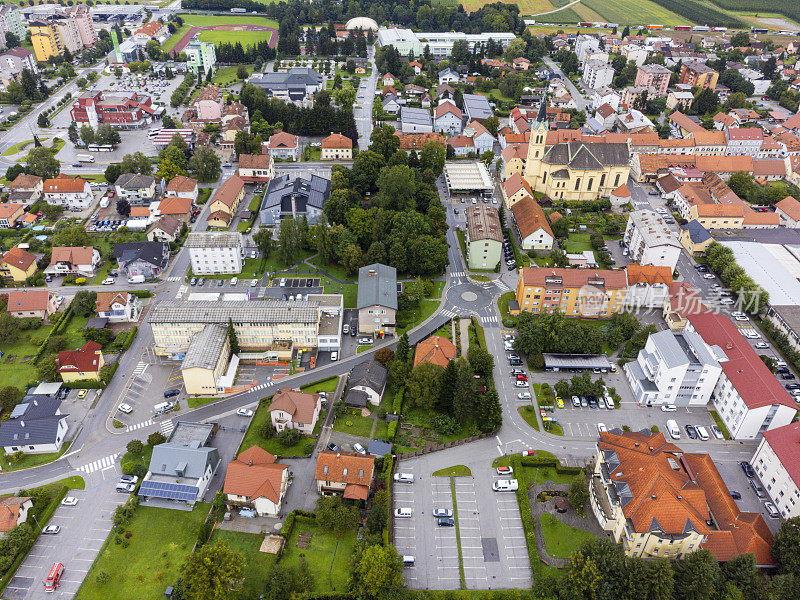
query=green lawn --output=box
[1,443,72,473]
[1,139,33,156]
[280,516,356,594]
[182,14,280,28]
[433,465,472,477]
[211,65,254,86]
[524,463,576,486]
[162,24,191,52]
[308,254,357,282]
[709,410,732,440]
[301,376,338,394]
[332,408,375,438]
[564,232,592,254]
[518,406,539,432]
[209,530,276,598]
[199,29,274,48]
[539,513,595,560]
[77,504,210,600]
[397,300,440,335]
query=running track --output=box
[169,24,278,56]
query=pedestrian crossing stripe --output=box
[161,419,175,436]
[451,272,466,277]
[166,276,182,281]
[132,362,147,376]
[126,419,153,432]
[77,453,119,474]
[441,309,458,318]
[481,315,498,323]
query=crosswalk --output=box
[77,453,119,474]
[480,314,499,325]
[495,280,512,292]
[440,308,459,319]
[450,272,466,278]
[251,381,273,392]
[132,362,148,377]
[166,276,182,282]
[126,419,153,433]
[161,419,175,437]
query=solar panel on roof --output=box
[138,480,198,502]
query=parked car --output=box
[496,466,514,476]
[42,525,61,534]
[730,490,742,500]
[517,392,532,400]
[711,425,724,440]
[740,461,756,478]
[190,277,197,286]
[394,473,414,483]
[514,380,529,388]
[432,508,453,518]
[685,424,698,439]
[437,517,455,527]
[118,403,133,414]
[164,389,180,398]
[236,408,254,417]
[571,395,580,407]
[353,443,366,454]
[492,479,519,492]
[765,502,780,518]
[358,337,373,345]
[597,423,607,433]
[660,404,677,412]
[394,508,413,518]
[750,480,766,498]
[326,442,341,452]
[61,497,78,506]
[120,475,139,484]
[77,389,88,399]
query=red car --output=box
[108,190,115,198]
[515,374,528,382]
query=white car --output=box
[394,508,413,518]
[230,277,238,286]
[353,442,366,454]
[394,473,414,483]
[42,525,60,534]
[118,403,133,414]
[755,342,770,349]
[331,352,338,361]
[597,423,607,433]
[492,479,519,492]
[517,392,532,399]
[661,404,677,412]
[61,496,78,506]
[744,332,760,340]
[734,315,748,321]
[514,380,529,388]
[731,311,746,318]
[102,277,115,285]
[703,273,715,279]
[236,408,254,417]
[358,337,373,345]
[250,279,258,287]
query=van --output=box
[43,562,65,592]
[402,556,415,567]
[696,426,710,441]
[153,401,175,415]
[666,419,681,440]
[492,479,519,492]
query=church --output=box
[524,100,631,201]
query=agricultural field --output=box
[581,0,690,26]
[460,0,559,13]
[708,0,800,27]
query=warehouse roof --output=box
[182,324,228,371]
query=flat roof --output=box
[167,421,215,447]
[150,301,320,325]
[543,353,612,369]
[444,162,493,192]
[629,210,681,249]
[721,241,800,306]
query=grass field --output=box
[460,0,555,13]
[199,29,274,48]
[582,0,690,26]
[212,65,254,86]
[540,513,594,559]
[182,14,280,28]
[162,24,190,53]
[280,516,356,594]
[332,408,375,438]
[209,530,276,598]
[78,504,209,600]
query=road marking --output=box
[132,362,148,376]
[161,419,175,436]
[126,419,153,432]
[77,453,119,474]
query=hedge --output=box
[33,303,73,364]
[129,290,153,298]
[509,455,539,572]
[386,420,397,441]
[519,456,582,475]
[392,388,403,414]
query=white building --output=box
[751,422,800,518]
[582,59,614,91]
[575,35,601,63]
[377,28,516,58]
[42,175,93,211]
[624,329,722,407]
[623,209,682,271]
[433,101,463,136]
[685,311,797,440]
[725,128,764,156]
[186,231,244,275]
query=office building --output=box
[376,28,516,58]
[70,91,154,129]
[515,267,628,318]
[185,38,216,76]
[186,232,244,275]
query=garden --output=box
[208,529,276,599]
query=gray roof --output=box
[10,395,60,420]
[247,68,322,92]
[542,353,612,369]
[462,94,493,120]
[149,300,320,325]
[185,231,243,249]
[0,415,66,447]
[115,172,156,190]
[401,106,433,127]
[113,242,169,269]
[542,141,629,169]
[368,439,393,456]
[345,389,369,407]
[681,220,712,244]
[348,359,388,394]
[261,174,331,213]
[149,443,219,480]
[182,324,228,371]
[357,263,397,310]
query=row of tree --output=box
[704,242,769,314]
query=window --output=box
[587,178,593,190]
[614,173,621,187]
[575,178,581,191]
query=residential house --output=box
[447,135,475,157]
[590,430,774,565]
[582,59,614,90]
[0,203,24,228]
[346,359,388,407]
[320,133,353,160]
[624,263,672,309]
[433,101,463,136]
[95,291,140,323]
[623,210,682,271]
[165,175,198,202]
[8,173,42,204]
[265,131,299,161]
[156,197,193,221]
[315,450,375,501]
[259,174,331,226]
[224,446,289,517]
[208,174,245,223]
[48,246,100,277]
[751,422,800,518]
[501,172,535,208]
[115,173,156,205]
[463,120,494,154]
[466,204,503,269]
[381,94,400,115]
[462,94,493,122]
[186,232,244,275]
[147,215,183,243]
[113,241,169,279]
[438,67,459,85]
[357,263,397,336]
[57,341,104,382]
[237,153,275,184]
[510,196,554,251]
[0,394,67,455]
[42,174,93,211]
[669,111,702,138]
[0,497,33,533]
[0,246,36,282]
[267,387,322,435]
[725,128,763,156]
[679,220,713,255]
[666,90,694,111]
[401,106,433,134]
[5,290,57,319]
[139,422,220,507]
[775,196,800,227]
[413,335,456,368]
[515,267,628,318]
[382,73,397,87]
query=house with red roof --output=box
[413,335,457,368]
[314,450,375,502]
[223,446,289,517]
[0,497,33,533]
[267,388,321,435]
[57,341,104,383]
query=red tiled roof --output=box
[5,290,51,313]
[776,196,800,221]
[0,203,23,219]
[315,450,375,486]
[43,174,87,194]
[511,195,553,241]
[625,263,672,286]
[268,388,319,425]
[166,175,197,193]
[0,496,31,532]
[520,267,628,290]
[321,134,353,149]
[413,335,457,368]
[9,173,42,190]
[224,445,287,504]
[158,196,193,216]
[57,341,102,373]
[95,291,130,313]
[267,131,298,150]
[51,246,95,267]
[2,247,36,272]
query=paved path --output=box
[534,0,582,16]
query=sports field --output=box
[198,29,275,47]
[162,14,279,53]
[182,14,279,28]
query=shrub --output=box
[259,420,276,440]
[432,414,459,436]
[277,428,301,447]
[75,277,86,285]
[147,432,166,447]
[96,571,110,584]
[386,420,397,441]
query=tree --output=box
[773,517,800,577]
[225,317,241,354]
[351,150,385,195]
[96,124,121,147]
[405,362,444,409]
[731,32,750,47]
[189,147,221,183]
[377,165,417,211]
[276,217,302,266]
[0,385,23,414]
[36,357,58,382]
[71,291,97,317]
[80,125,95,146]
[26,147,59,180]
[147,432,166,447]
[116,197,131,217]
[340,243,363,277]
[120,152,152,175]
[453,358,476,424]
[5,32,19,48]
[315,496,359,534]
[145,38,161,60]
[568,473,588,510]
[467,344,493,377]
[156,157,186,182]
[37,113,50,128]
[105,163,122,184]
[352,544,404,599]
[53,225,91,248]
[420,141,445,176]
[68,122,79,145]
[252,228,274,269]
[126,439,144,456]
[181,542,244,600]
[691,88,719,116]
[673,549,719,600]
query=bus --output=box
[674,25,691,31]
[76,154,95,163]
[44,563,64,592]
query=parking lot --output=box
[4,485,119,600]
[394,457,531,590]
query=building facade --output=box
[515,267,628,318]
[751,422,800,519]
[623,210,682,271]
[465,204,503,269]
[186,232,244,275]
[185,39,216,75]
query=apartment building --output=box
[29,11,85,61]
[634,64,671,97]
[265,131,299,161]
[357,263,397,337]
[320,134,353,160]
[149,296,342,358]
[515,267,628,318]
[185,39,216,76]
[64,5,97,48]
[510,196,554,251]
[751,422,800,519]
[70,91,154,129]
[685,310,797,440]
[623,209,682,271]
[466,204,503,270]
[624,329,722,407]
[237,154,274,184]
[591,429,774,565]
[725,127,764,156]
[582,59,614,91]
[679,60,719,90]
[0,5,26,44]
[186,232,244,275]
[0,48,37,85]
[575,35,601,63]
[42,175,93,211]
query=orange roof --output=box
[694,204,745,217]
[5,289,51,312]
[10,173,42,189]
[510,196,553,241]
[134,21,165,37]
[315,450,375,487]
[625,263,672,286]
[267,131,298,150]
[611,184,630,198]
[95,291,130,313]
[776,196,800,221]
[502,173,534,198]
[130,206,150,217]
[659,137,695,149]
[51,246,95,267]
[434,101,462,120]
[0,496,31,532]
[224,446,288,505]
[0,203,23,219]
[166,175,197,193]
[691,130,726,146]
[210,175,244,211]
[520,267,627,290]
[57,341,102,373]
[743,210,779,226]
[413,335,457,368]
[158,196,193,215]
[2,246,36,272]
[208,210,232,225]
[321,133,353,149]
[394,132,445,151]
[268,387,319,425]
[668,111,701,132]
[43,174,87,194]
